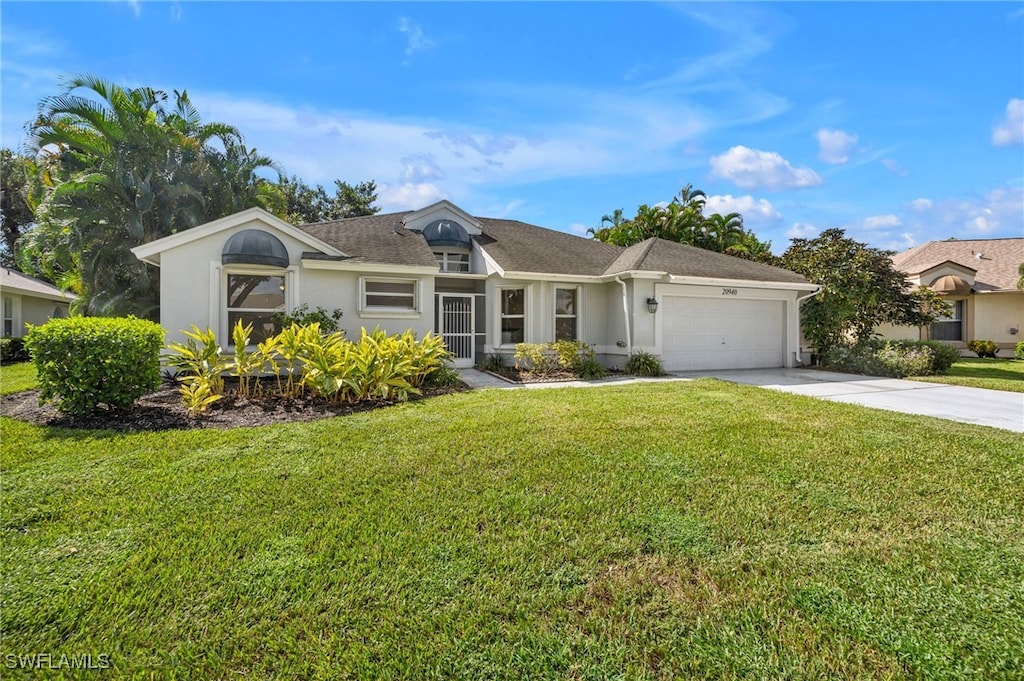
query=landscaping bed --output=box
[0,378,468,432]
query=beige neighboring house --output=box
[876,238,1024,354]
[0,268,76,337]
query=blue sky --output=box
[2,1,1022,253]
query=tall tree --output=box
[279,177,379,224]
[19,75,279,317]
[590,183,771,256]
[779,228,949,356]
[0,149,41,268]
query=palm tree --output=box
[24,75,277,317]
[1018,262,1024,290]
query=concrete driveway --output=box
[675,368,1024,433]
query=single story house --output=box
[876,237,1023,354]
[132,201,819,371]
[0,268,75,337]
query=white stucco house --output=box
[0,268,75,337]
[131,201,819,371]
[876,238,1023,355]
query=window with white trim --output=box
[226,273,285,345]
[364,279,417,310]
[554,287,578,341]
[3,296,14,336]
[931,299,964,342]
[500,288,525,344]
[434,250,470,273]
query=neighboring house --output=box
[132,201,819,371]
[0,268,75,338]
[876,237,1024,354]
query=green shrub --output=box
[423,364,463,388]
[25,316,165,415]
[514,340,603,378]
[272,304,344,334]
[625,351,664,377]
[1016,340,1024,360]
[479,353,507,373]
[825,340,949,378]
[919,340,961,374]
[166,326,231,414]
[966,339,998,358]
[0,337,28,363]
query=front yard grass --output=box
[3,381,1023,679]
[0,361,36,395]
[912,357,1024,393]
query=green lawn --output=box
[912,357,1024,393]
[3,381,1023,679]
[0,361,36,395]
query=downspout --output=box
[794,285,822,366]
[615,276,632,355]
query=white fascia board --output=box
[667,274,821,291]
[476,246,506,276]
[130,207,346,266]
[601,270,668,281]
[301,259,439,276]
[499,271,603,283]
[2,284,75,302]
[403,200,482,233]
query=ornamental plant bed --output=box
[487,367,624,384]
[0,376,468,432]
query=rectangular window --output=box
[434,251,470,273]
[931,300,963,342]
[500,288,525,344]
[226,274,285,345]
[555,288,578,341]
[3,296,13,337]
[364,279,417,310]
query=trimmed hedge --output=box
[25,316,165,415]
[0,337,28,363]
[825,339,959,378]
[966,339,998,358]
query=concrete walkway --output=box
[675,368,1024,433]
[458,367,1024,432]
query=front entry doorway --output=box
[437,294,475,368]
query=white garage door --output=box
[661,297,785,371]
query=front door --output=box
[437,294,474,368]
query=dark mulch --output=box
[0,381,470,433]
[486,368,626,384]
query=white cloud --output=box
[397,17,436,57]
[909,198,933,211]
[992,98,1024,147]
[881,158,908,176]
[815,128,858,164]
[709,146,823,191]
[704,194,781,226]
[902,185,1023,237]
[567,222,591,237]
[862,214,902,230]
[785,223,820,240]
[377,182,446,211]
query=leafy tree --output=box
[590,183,772,256]
[1017,262,1023,290]
[0,149,42,268]
[18,75,280,317]
[280,176,380,224]
[779,228,949,357]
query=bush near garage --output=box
[1016,340,1024,360]
[966,339,998,358]
[24,316,165,415]
[825,339,957,378]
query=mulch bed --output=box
[0,380,470,433]
[485,368,626,384]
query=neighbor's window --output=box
[931,299,963,342]
[226,273,285,344]
[501,288,525,344]
[364,279,417,310]
[2,296,13,336]
[555,287,578,341]
[434,251,470,273]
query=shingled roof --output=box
[892,238,1024,292]
[0,268,76,301]
[296,211,808,283]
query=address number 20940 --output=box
[722,288,738,296]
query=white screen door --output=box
[438,295,474,367]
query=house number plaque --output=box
[722,288,738,296]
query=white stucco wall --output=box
[974,293,1023,344]
[1,292,70,337]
